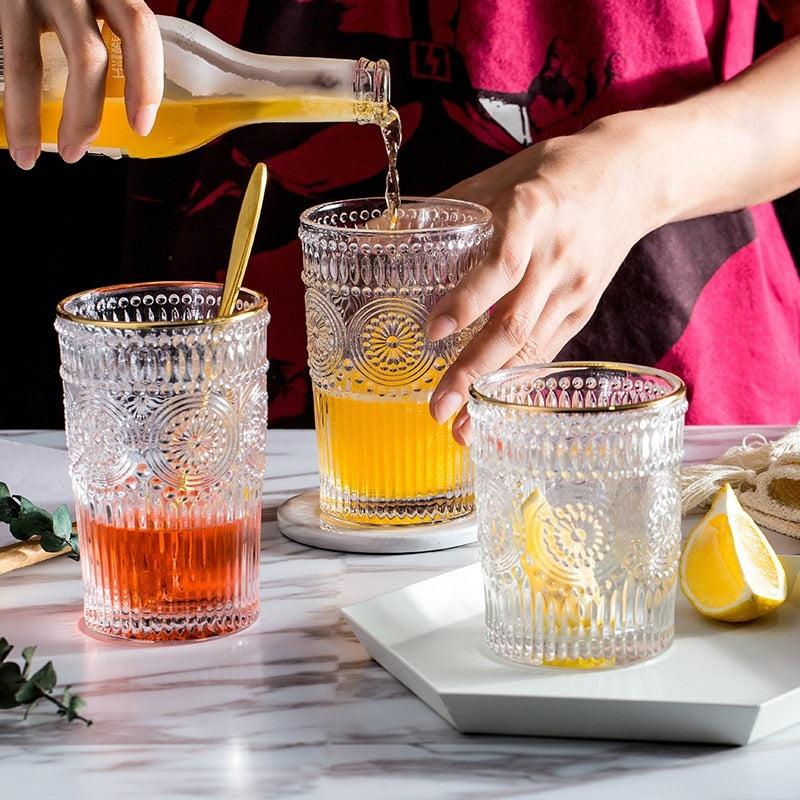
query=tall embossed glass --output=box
[54,282,270,641]
[299,197,493,526]
[468,362,687,668]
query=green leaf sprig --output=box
[1,486,87,723]
[0,637,91,725]
[0,482,79,558]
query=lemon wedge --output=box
[517,489,608,667]
[521,488,599,593]
[679,483,788,622]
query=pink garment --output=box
[136,0,800,425]
[657,204,800,424]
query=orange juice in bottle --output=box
[0,15,391,158]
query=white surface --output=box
[4,427,800,800]
[343,557,800,745]
[0,440,74,535]
[277,489,478,553]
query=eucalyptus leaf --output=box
[0,485,79,560]
[1,491,90,726]
[0,661,25,708]
[0,637,13,662]
[0,483,16,521]
[21,645,35,674]
[10,498,54,541]
[59,688,87,722]
[0,640,91,725]
[15,661,57,704]
[42,505,79,557]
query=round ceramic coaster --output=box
[276,490,478,554]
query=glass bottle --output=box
[0,15,391,158]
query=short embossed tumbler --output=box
[468,362,687,668]
[55,282,270,642]
[299,197,493,526]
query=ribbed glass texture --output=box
[468,363,687,668]
[54,282,270,641]
[299,197,493,525]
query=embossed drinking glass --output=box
[299,197,493,526]
[468,362,688,668]
[54,282,270,642]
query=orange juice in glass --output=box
[299,197,493,526]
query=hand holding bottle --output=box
[0,8,388,162]
[0,0,163,169]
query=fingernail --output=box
[431,390,463,424]
[11,147,39,170]
[426,315,458,342]
[61,145,88,163]
[134,104,159,136]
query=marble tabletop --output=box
[2,425,800,800]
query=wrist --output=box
[578,110,680,237]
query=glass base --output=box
[83,602,259,642]
[319,493,474,527]
[483,579,678,669]
[485,624,675,669]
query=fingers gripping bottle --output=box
[0,15,391,158]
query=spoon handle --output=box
[219,162,268,318]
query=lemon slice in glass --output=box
[521,489,599,593]
[520,489,602,629]
[679,483,788,622]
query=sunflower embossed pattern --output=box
[297,197,493,531]
[55,282,270,642]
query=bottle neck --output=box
[353,57,391,124]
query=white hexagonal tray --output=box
[342,556,800,745]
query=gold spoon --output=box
[218,162,268,318]
[0,165,269,576]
